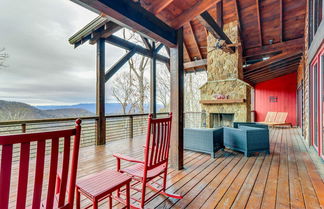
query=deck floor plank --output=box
[287,128,306,209]
[276,128,290,209]
[291,129,322,209]
[260,128,283,209]
[165,154,235,209]
[244,128,280,209]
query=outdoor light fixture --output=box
[263,56,270,61]
[269,39,273,45]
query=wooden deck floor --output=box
[73,128,324,209]
[8,128,324,208]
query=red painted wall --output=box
[255,72,297,125]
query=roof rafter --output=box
[256,0,262,47]
[216,0,223,28]
[89,21,122,44]
[184,59,207,69]
[244,38,304,58]
[234,0,242,31]
[170,0,220,29]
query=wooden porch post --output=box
[150,42,157,118]
[96,38,106,145]
[170,28,184,170]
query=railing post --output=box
[170,28,184,170]
[95,38,106,145]
[21,123,26,133]
[129,116,133,139]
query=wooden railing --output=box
[0,113,171,147]
[0,112,202,162]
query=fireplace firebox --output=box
[210,113,234,128]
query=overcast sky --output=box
[0,0,127,105]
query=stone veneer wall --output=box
[207,21,243,81]
[302,1,310,144]
[201,21,251,127]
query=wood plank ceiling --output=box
[135,0,306,84]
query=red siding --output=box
[255,72,297,125]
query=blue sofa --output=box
[224,125,269,157]
[184,128,224,158]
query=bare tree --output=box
[184,72,207,112]
[123,29,150,113]
[111,71,137,114]
[0,48,9,69]
[157,63,170,111]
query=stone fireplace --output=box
[200,21,252,128]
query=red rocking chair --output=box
[113,113,182,208]
[0,119,81,209]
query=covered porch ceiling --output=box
[71,0,306,85]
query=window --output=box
[310,44,324,160]
[309,0,323,46]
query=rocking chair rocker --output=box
[113,113,182,209]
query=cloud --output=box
[0,0,125,105]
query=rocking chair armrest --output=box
[113,153,144,164]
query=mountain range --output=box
[36,103,163,114]
[0,100,94,121]
[0,100,164,121]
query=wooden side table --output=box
[76,169,132,209]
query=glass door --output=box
[321,53,324,159]
[312,64,319,151]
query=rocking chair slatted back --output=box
[0,119,81,209]
[145,114,172,169]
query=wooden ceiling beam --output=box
[256,0,262,47]
[170,0,220,29]
[188,21,206,70]
[244,38,304,57]
[234,0,242,31]
[184,59,207,69]
[72,0,177,47]
[244,50,302,72]
[216,0,223,28]
[147,0,173,14]
[197,11,235,53]
[279,0,283,42]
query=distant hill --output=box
[0,100,94,121]
[36,103,164,114]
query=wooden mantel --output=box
[200,99,246,104]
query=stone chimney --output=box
[200,21,252,128]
